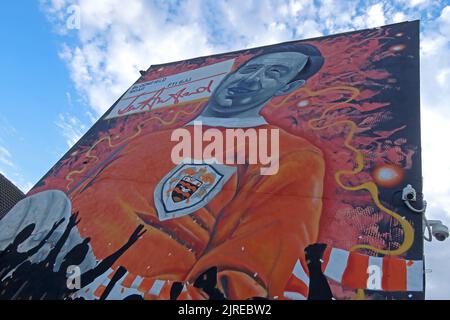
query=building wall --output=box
[0,173,25,218]
[0,21,424,300]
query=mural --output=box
[0,21,423,300]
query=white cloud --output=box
[0,115,19,139]
[43,0,220,115]
[438,5,450,33]
[40,0,450,299]
[366,3,387,27]
[420,7,450,120]
[296,19,323,38]
[422,108,450,211]
[55,113,88,147]
[0,115,34,193]
[0,145,13,168]
[393,11,407,23]
[421,106,450,299]
[408,0,432,8]
[420,4,450,218]
[0,148,34,194]
[425,239,450,299]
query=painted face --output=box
[210,51,308,115]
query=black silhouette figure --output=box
[0,219,64,280]
[97,266,146,300]
[99,266,128,300]
[123,294,144,300]
[194,266,226,300]
[0,213,81,299]
[305,243,333,300]
[170,281,184,300]
[0,211,147,300]
[247,296,269,300]
[45,213,82,270]
[0,224,35,260]
[44,223,146,299]
[76,224,146,290]
[69,266,146,300]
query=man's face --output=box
[210,51,308,115]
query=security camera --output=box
[402,184,417,202]
[428,220,449,242]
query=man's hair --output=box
[251,43,324,83]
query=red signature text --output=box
[118,80,213,116]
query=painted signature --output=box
[118,80,214,115]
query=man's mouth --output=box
[227,87,255,95]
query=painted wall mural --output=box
[0,21,423,300]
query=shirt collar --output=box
[186,115,268,128]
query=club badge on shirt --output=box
[154,160,236,221]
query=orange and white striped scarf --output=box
[75,247,423,300]
[283,247,424,300]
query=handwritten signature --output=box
[118,80,214,116]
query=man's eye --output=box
[240,66,260,74]
[266,68,282,78]
[266,65,289,78]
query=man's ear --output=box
[274,79,305,96]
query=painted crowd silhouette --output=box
[0,212,147,300]
[0,212,332,300]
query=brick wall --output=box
[0,173,25,218]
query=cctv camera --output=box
[402,184,417,202]
[432,224,449,241]
[428,220,449,242]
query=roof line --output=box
[0,173,25,195]
[146,20,420,69]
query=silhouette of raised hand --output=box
[127,224,147,246]
[78,224,147,289]
[51,218,65,231]
[170,282,184,300]
[44,212,81,268]
[305,243,327,265]
[194,266,226,300]
[99,266,128,300]
[24,218,67,259]
[304,243,333,300]
[68,212,81,227]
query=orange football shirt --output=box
[71,123,325,299]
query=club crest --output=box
[172,176,203,203]
[154,161,236,221]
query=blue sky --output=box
[0,0,449,299]
[0,2,94,191]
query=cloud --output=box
[40,0,446,117]
[55,113,88,147]
[0,145,33,194]
[366,3,386,27]
[43,0,398,115]
[0,145,13,168]
[421,106,450,300]
[40,0,450,299]
[420,5,450,215]
[408,0,433,8]
[419,10,450,300]
[43,0,218,115]
[0,117,34,193]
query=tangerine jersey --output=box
[71,123,325,299]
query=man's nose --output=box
[240,68,264,88]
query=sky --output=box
[0,0,449,299]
